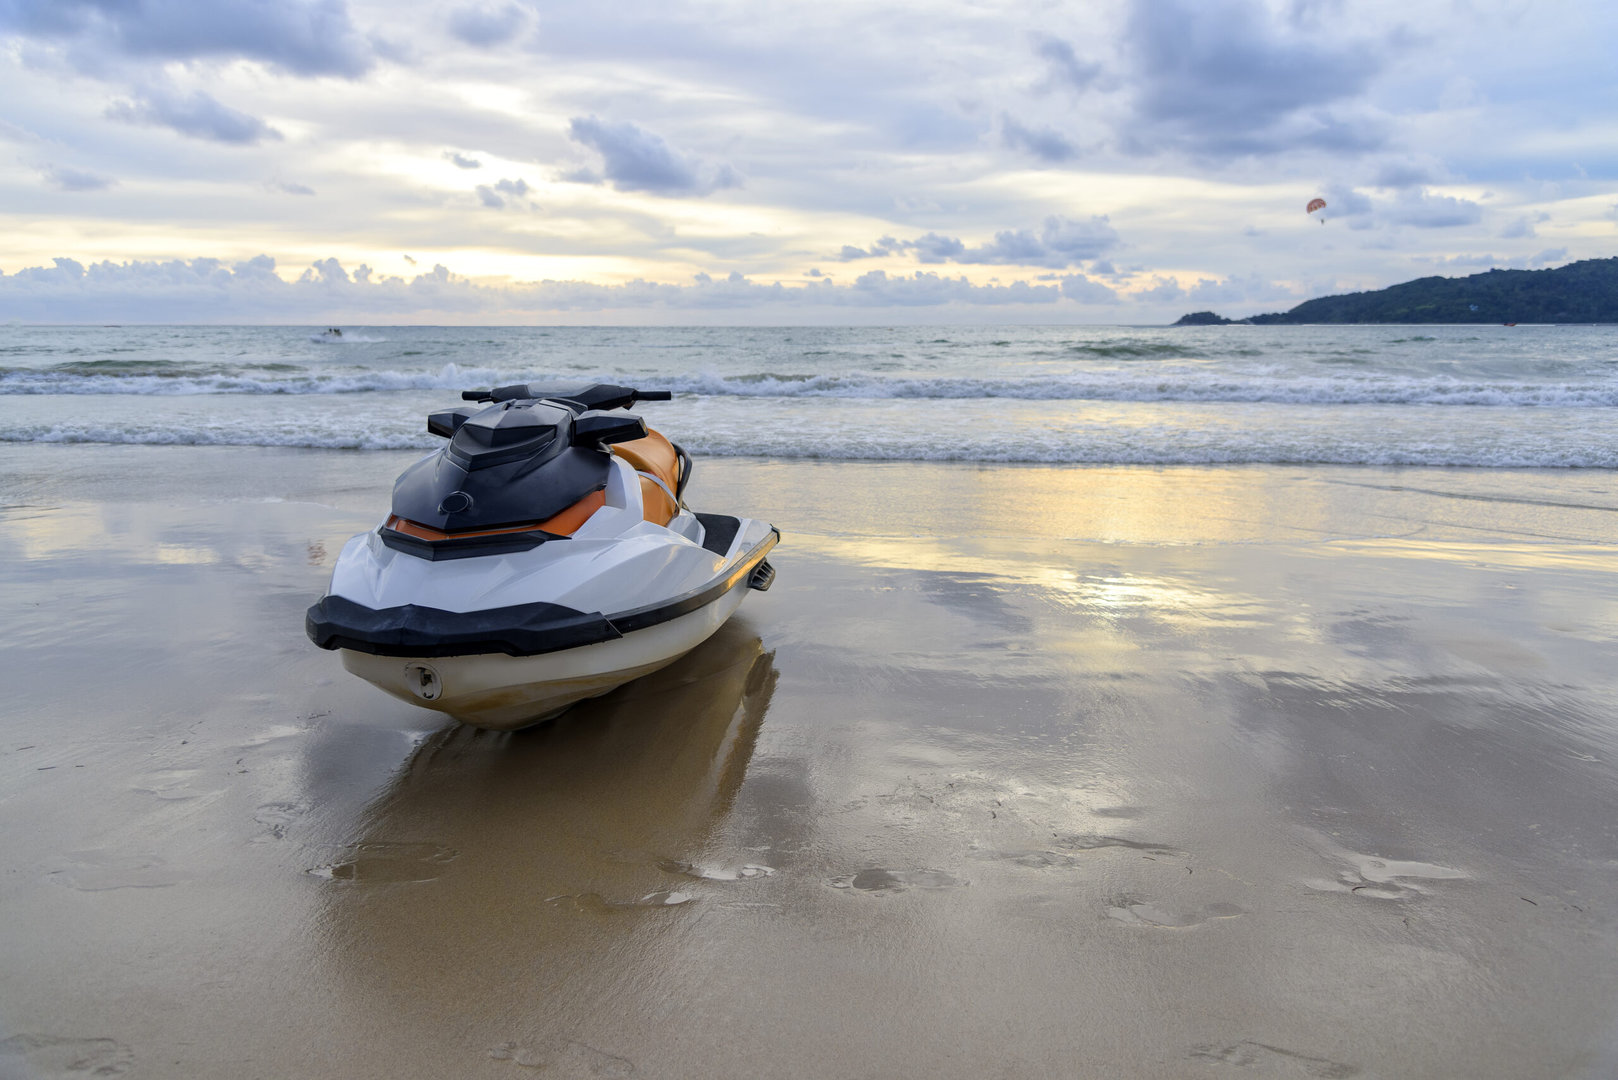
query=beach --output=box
[3,442,1616,1079]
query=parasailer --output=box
[1307,197,1327,223]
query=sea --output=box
[2,323,1615,468]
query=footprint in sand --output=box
[545,891,695,911]
[1305,852,1466,901]
[0,1034,134,1077]
[1191,1040,1359,1078]
[305,841,457,883]
[131,769,222,802]
[658,859,776,881]
[826,868,965,893]
[489,1039,634,1076]
[1056,833,1183,856]
[45,851,188,891]
[252,802,307,841]
[1105,897,1245,928]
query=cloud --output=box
[1058,274,1117,303]
[40,164,116,191]
[268,180,315,195]
[565,116,740,196]
[474,176,532,209]
[838,216,1120,268]
[1499,216,1535,239]
[0,256,1095,321]
[0,0,376,77]
[446,3,527,47]
[1385,189,1482,228]
[1120,0,1387,158]
[1529,247,1567,267]
[1032,34,1103,93]
[1368,157,1445,189]
[445,151,482,169]
[1000,114,1079,163]
[105,88,281,145]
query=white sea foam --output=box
[1,324,1613,469]
[4,366,1616,407]
[5,409,1613,467]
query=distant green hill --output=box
[1175,257,1618,325]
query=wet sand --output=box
[3,444,1617,1079]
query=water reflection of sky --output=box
[5,446,1618,1078]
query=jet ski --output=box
[306,382,779,730]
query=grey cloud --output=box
[475,176,532,209]
[1180,272,1301,306]
[1530,247,1567,267]
[849,270,1060,307]
[41,164,115,191]
[1321,183,1374,219]
[1136,276,1184,302]
[445,152,482,169]
[1032,34,1102,93]
[1369,158,1444,189]
[446,3,527,47]
[1499,216,1535,239]
[566,116,740,196]
[1385,189,1482,228]
[105,88,281,145]
[1121,0,1386,158]
[1058,274,1116,303]
[1000,114,1079,163]
[268,180,315,195]
[910,233,966,263]
[0,257,1083,321]
[838,216,1120,268]
[0,0,375,77]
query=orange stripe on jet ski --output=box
[388,488,606,541]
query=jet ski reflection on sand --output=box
[306,382,779,730]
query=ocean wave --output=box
[1065,342,1201,359]
[0,362,506,396]
[4,365,1617,407]
[5,423,1612,468]
[0,425,436,451]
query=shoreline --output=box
[3,443,1616,1078]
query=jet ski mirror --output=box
[571,411,648,447]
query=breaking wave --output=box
[3,364,1616,407]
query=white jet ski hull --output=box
[337,573,754,730]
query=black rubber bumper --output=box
[306,595,618,658]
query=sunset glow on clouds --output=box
[2,0,1613,323]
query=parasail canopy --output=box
[1307,197,1327,223]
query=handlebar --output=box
[461,383,674,409]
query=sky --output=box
[1,0,1614,324]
